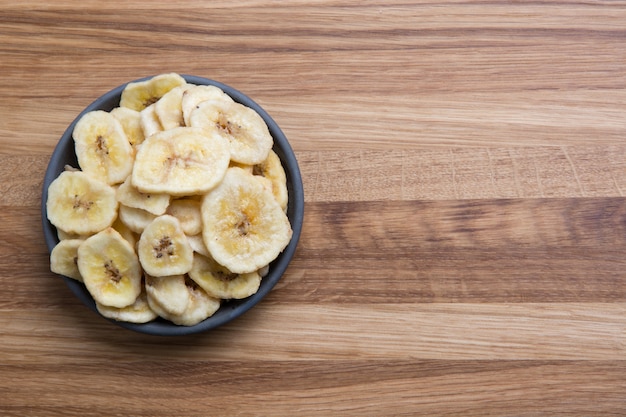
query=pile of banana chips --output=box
[46,73,292,326]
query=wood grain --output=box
[1,1,626,416]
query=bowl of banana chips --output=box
[41,73,304,335]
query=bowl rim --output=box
[41,74,304,336]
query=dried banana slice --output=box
[144,274,189,316]
[131,126,230,196]
[229,160,254,173]
[155,84,191,130]
[111,217,138,248]
[201,167,292,274]
[110,106,145,149]
[120,73,187,112]
[174,278,221,326]
[253,176,274,198]
[118,204,157,234]
[116,176,170,216]
[140,104,163,138]
[181,84,233,126]
[189,99,273,165]
[50,238,84,281]
[173,277,221,326]
[166,198,202,236]
[73,110,134,185]
[56,229,90,241]
[137,215,194,277]
[96,291,157,324]
[146,276,220,325]
[253,149,288,212]
[47,171,118,235]
[189,253,261,300]
[258,264,270,278]
[77,228,142,308]
[186,234,210,257]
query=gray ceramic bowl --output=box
[41,75,304,336]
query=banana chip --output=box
[110,106,145,149]
[189,99,273,165]
[131,126,230,196]
[137,215,194,277]
[48,73,293,326]
[50,238,84,282]
[189,253,261,300]
[116,176,170,216]
[145,274,190,316]
[73,110,135,185]
[78,228,142,308]
[201,167,292,274]
[96,291,158,324]
[47,171,118,235]
[120,72,187,112]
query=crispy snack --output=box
[96,291,157,324]
[110,106,145,149]
[77,228,142,308]
[47,170,118,235]
[131,126,230,196]
[201,167,292,274]
[166,198,202,236]
[253,149,288,212]
[189,253,261,300]
[155,85,191,130]
[73,110,134,185]
[48,73,293,326]
[181,84,233,126]
[145,274,190,316]
[50,239,84,282]
[120,72,187,112]
[116,176,170,216]
[189,99,273,165]
[137,215,194,277]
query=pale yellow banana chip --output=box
[174,278,221,326]
[166,198,202,236]
[229,160,254,173]
[189,253,261,300]
[189,99,273,165]
[116,175,170,216]
[131,126,230,196]
[47,171,118,236]
[110,106,145,149]
[155,84,191,130]
[73,110,135,185]
[137,215,194,277]
[146,276,220,325]
[140,103,163,138]
[56,229,90,241]
[181,84,233,126]
[258,264,270,278]
[50,238,84,281]
[144,274,189,316]
[118,204,157,234]
[253,149,288,212]
[111,217,138,248]
[186,234,210,257]
[120,73,187,112]
[201,167,292,274]
[254,175,274,197]
[96,291,157,323]
[77,228,142,308]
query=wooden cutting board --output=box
[1,1,625,415]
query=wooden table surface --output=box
[2,1,626,415]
